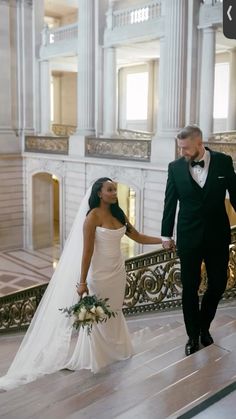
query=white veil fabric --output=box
[0,186,92,391]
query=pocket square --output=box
[218,176,225,179]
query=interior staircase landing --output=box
[0,305,236,419]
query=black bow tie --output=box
[191,160,205,168]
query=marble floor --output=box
[0,238,136,297]
[0,246,60,297]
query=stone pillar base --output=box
[69,134,86,157]
[0,130,21,154]
[151,132,177,167]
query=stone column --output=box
[103,46,117,137]
[34,0,44,133]
[39,60,51,134]
[0,0,19,153]
[185,0,201,125]
[227,48,236,131]
[151,0,188,165]
[76,0,95,136]
[69,0,95,155]
[199,27,216,140]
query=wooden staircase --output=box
[0,311,236,419]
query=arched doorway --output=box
[117,183,136,258]
[32,173,60,249]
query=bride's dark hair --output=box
[87,177,129,230]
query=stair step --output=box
[114,348,236,419]
[35,345,230,419]
[0,315,235,419]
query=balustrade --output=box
[42,23,78,47]
[112,1,161,29]
[1,226,235,332]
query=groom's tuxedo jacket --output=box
[161,148,236,254]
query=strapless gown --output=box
[0,226,137,391]
[65,226,134,372]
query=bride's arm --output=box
[77,212,98,296]
[125,218,162,245]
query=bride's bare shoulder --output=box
[84,208,102,227]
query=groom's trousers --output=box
[179,241,229,339]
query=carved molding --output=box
[85,137,151,162]
[25,136,69,155]
[52,124,76,136]
[25,157,65,177]
[199,1,222,28]
[86,163,145,190]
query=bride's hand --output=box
[76,283,89,297]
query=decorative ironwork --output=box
[118,129,154,139]
[25,136,69,155]
[0,284,47,333]
[1,227,236,332]
[85,137,151,161]
[52,124,76,137]
[209,131,236,142]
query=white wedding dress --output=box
[65,226,134,371]
[0,218,134,391]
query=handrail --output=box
[1,226,235,333]
[110,1,162,29]
[41,23,78,47]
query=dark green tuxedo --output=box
[161,148,236,339]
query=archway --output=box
[32,173,60,249]
[117,183,136,258]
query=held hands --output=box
[76,282,89,297]
[162,239,176,250]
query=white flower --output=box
[77,306,87,321]
[96,306,105,318]
[85,312,96,321]
[90,306,96,314]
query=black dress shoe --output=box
[185,338,199,356]
[200,330,214,347]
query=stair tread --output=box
[2,343,230,419]
[0,315,236,419]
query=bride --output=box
[0,177,162,390]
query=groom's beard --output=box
[184,151,201,162]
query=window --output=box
[213,63,229,119]
[126,72,148,120]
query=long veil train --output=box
[0,186,92,390]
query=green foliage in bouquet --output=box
[60,294,117,335]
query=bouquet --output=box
[60,294,117,335]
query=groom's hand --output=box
[162,239,176,250]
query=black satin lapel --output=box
[203,151,217,197]
[180,158,199,190]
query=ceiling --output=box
[216,29,236,52]
[117,40,160,66]
[44,0,77,18]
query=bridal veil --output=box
[0,186,92,390]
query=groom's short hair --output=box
[176,125,203,140]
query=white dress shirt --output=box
[189,148,211,188]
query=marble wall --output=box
[0,155,23,250]
[23,155,166,254]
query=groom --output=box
[161,125,236,356]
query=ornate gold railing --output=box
[0,226,236,333]
[207,131,236,167]
[25,135,69,155]
[52,124,76,136]
[85,136,151,161]
[118,129,154,139]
